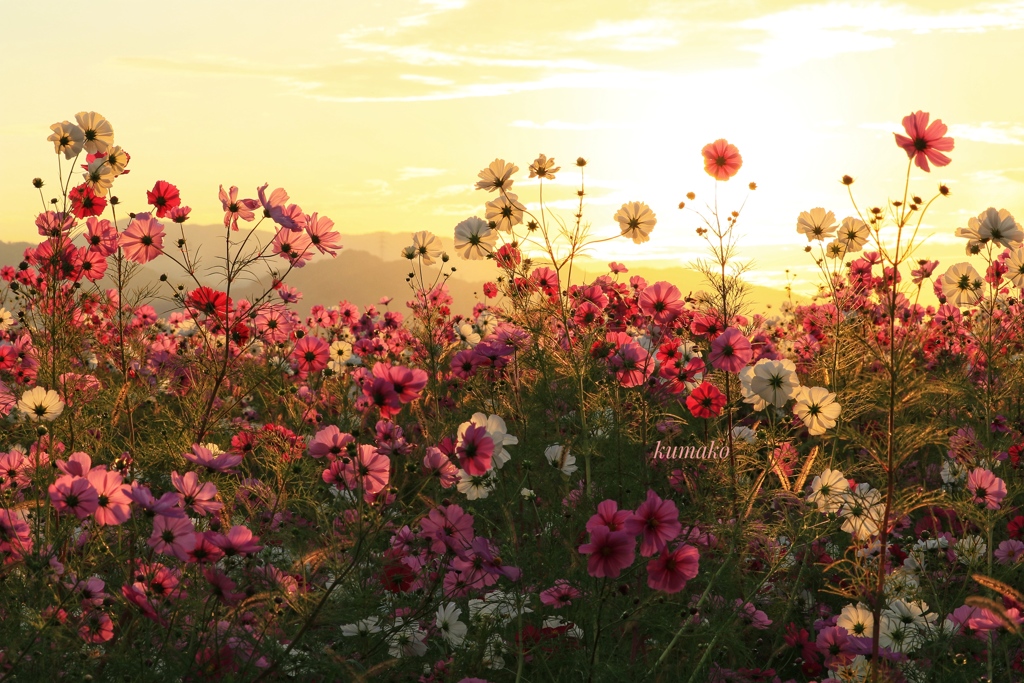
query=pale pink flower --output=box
[148,515,196,561]
[305,212,343,256]
[966,468,1006,510]
[170,471,223,516]
[219,185,259,230]
[87,469,132,526]
[119,213,164,264]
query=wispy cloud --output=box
[397,167,448,181]
[569,18,678,52]
[510,119,629,130]
[949,123,1024,146]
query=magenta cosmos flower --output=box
[966,468,1007,510]
[307,425,355,460]
[709,327,752,373]
[586,499,633,534]
[183,443,243,473]
[578,525,636,578]
[686,382,727,418]
[48,475,99,520]
[894,111,954,172]
[702,139,742,181]
[87,469,132,526]
[149,515,196,561]
[639,281,685,325]
[330,444,391,495]
[456,423,494,476]
[171,471,223,516]
[646,544,699,593]
[119,212,164,264]
[540,579,581,607]
[625,489,682,557]
[210,524,262,556]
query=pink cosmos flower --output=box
[186,532,226,564]
[686,382,727,418]
[324,444,390,496]
[586,500,634,534]
[127,482,186,518]
[966,467,1007,510]
[79,610,114,643]
[84,217,118,256]
[121,584,166,625]
[816,626,856,668]
[87,469,132,526]
[119,213,164,264]
[170,471,223,516]
[0,508,32,560]
[735,599,772,629]
[540,579,581,607]
[608,340,653,388]
[646,544,699,593]
[0,450,29,490]
[204,567,245,605]
[73,247,108,282]
[56,451,97,478]
[894,111,954,172]
[625,489,682,557]
[305,212,343,256]
[272,227,314,267]
[49,475,99,520]
[423,447,460,488]
[210,525,263,556]
[578,526,636,578]
[376,364,428,404]
[292,335,329,374]
[183,443,243,473]
[994,539,1024,565]
[420,504,475,554]
[148,515,196,561]
[308,425,355,460]
[457,424,495,476]
[702,139,742,181]
[639,281,684,325]
[219,185,259,230]
[146,180,181,218]
[257,184,307,231]
[708,327,753,373]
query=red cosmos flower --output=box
[72,247,108,283]
[639,281,684,325]
[625,489,682,557]
[119,212,164,264]
[146,180,181,218]
[456,424,495,475]
[702,139,742,181]
[292,335,329,374]
[69,184,107,218]
[185,286,230,319]
[578,525,636,578]
[646,544,699,593]
[686,382,727,418]
[495,244,522,270]
[708,327,753,373]
[894,111,954,172]
[690,312,725,340]
[186,532,226,564]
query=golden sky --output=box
[2,0,1023,295]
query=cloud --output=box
[397,167,448,181]
[949,123,1024,146]
[569,18,678,51]
[509,119,629,130]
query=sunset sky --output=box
[2,0,1023,295]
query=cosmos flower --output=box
[708,327,753,373]
[17,386,64,422]
[837,217,869,252]
[965,468,1006,510]
[119,213,165,264]
[453,217,497,259]
[625,489,682,557]
[973,207,1023,248]
[75,111,115,154]
[894,110,954,172]
[793,386,841,436]
[48,121,85,159]
[939,262,983,307]
[146,181,181,218]
[702,139,742,180]
[796,208,838,242]
[476,159,518,192]
[749,358,800,407]
[544,444,577,476]
[528,154,560,179]
[578,525,636,578]
[484,192,526,232]
[411,230,443,264]
[614,201,656,244]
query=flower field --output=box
[0,110,1022,682]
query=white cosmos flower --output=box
[837,602,875,638]
[453,217,497,260]
[1007,247,1024,289]
[837,217,869,252]
[476,311,498,338]
[340,616,381,636]
[838,486,883,540]
[529,154,560,179]
[738,366,768,411]
[74,111,114,154]
[807,468,849,513]
[459,413,518,468]
[614,201,656,244]
[411,230,443,264]
[749,358,800,407]
[387,618,427,657]
[454,322,480,347]
[484,192,526,233]
[954,534,986,565]
[328,340,353,372]
[457,469,495,500]
[436,603,467,647]
[825,240,848,259]
[973,207,1023,248]
[731,425,756,444]
[878,614,922,653]
[940,459,966,484]
[103,146,129,176]
[796,207,838,242]
[83,158,115,196]
[47,121,85,159]
[827,655,870,682]
[475,159,518,192]
[17,387,65,422]
[939,262,983,307]
[0,308,13,332]
[544,444,578,476]
[793,386,841,436]
[884,599,935,631]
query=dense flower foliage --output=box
[0,112,1021,682]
